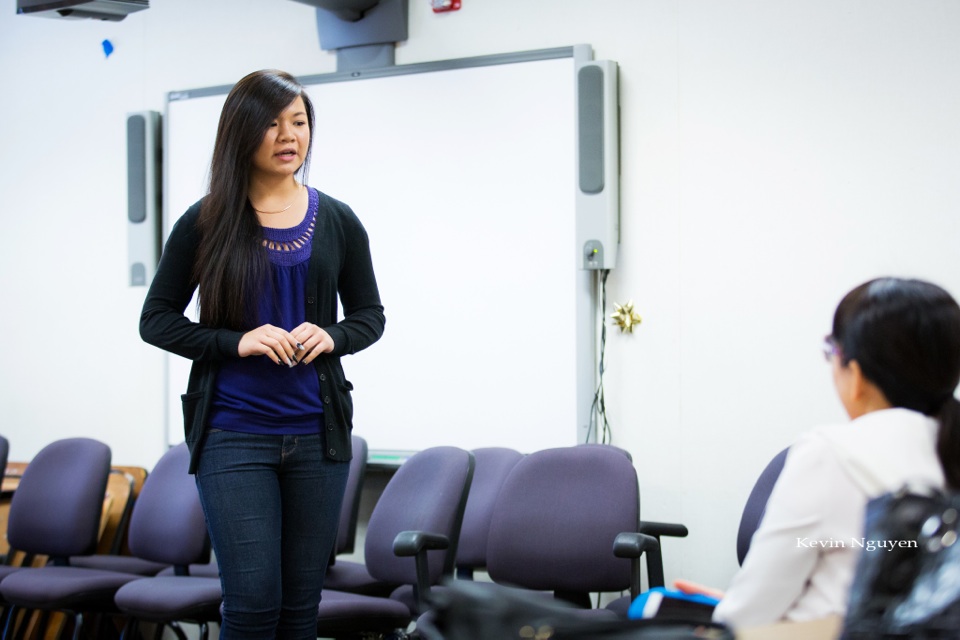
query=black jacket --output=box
[140,189,385,473]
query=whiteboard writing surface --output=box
[164,49,586,455]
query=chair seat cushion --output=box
[69,555,170,576]
[604,594,632,617]
[0,567,140,609]
[317,589,413,636]
[156,562,220,578]
[114,576,223,621]
[0,566,23,582]
[324,560,398,597]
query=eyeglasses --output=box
[822,335,841,362]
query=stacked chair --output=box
[0,441,210,640]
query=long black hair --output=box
[832,277,960,489]
[194,69,315,330]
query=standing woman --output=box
[140,69,385,639]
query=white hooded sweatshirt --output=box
[713,407,944,629]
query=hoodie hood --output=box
[813,407,944,496]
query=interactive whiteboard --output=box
[164,47,599,459]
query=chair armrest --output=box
[613,532,659,558]
[393,531,450,556]
[638,521,689,539]
[613,532,659,600]
[393,530,450,613]
[636,521,688,589]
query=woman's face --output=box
[250,95,310,182]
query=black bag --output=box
[842,488,960,639]
[417,580,733,640]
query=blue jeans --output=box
[196,429,349,640]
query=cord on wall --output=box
[588,269,612,444]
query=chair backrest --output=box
[486,445,639,596]
[364,446,474,586]
[126,443,210,569]
[456,447,524,575]
[736,447,789,566]
[334,434,368,556]
[0,435,8,479]
[7,437,112,561]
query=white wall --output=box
[2,0,960,592]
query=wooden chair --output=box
[96,467,149,557]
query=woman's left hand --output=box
[291,323,335,365]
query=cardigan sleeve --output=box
[139,205,244,361]
[323,204,385,358]
[712,434,836,628]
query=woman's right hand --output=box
[674,579,725,600]
[238,324,299,366]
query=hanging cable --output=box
[587,269,612,444]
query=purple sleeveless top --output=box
[209,188,324,435]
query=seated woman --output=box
[707,277,960,629]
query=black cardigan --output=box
[140,189,385,473]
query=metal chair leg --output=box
[71,612,84,640]
[119,617,138,640]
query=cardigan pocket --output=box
[339,380,354,423]
[181,390,205,447]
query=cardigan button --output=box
[319,373,327,381]
[329,448,336,456]
[324,396,332,404]
[307,296,315,304]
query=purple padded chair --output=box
[108,443,219,640]
[2,442,210,640]
[392,446,525,615]
[736,447,789,566]
[315,446,475,639]
[484,445,662,614]
[158,434,373,587]
[0,434,8,481]
[0,437,114,640]
[67,468,170,577]
[454,447,525,580]
[334,434,369,559]
[0,433,7,571]
[315,434,402,597]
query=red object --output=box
[431,0,460,13]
